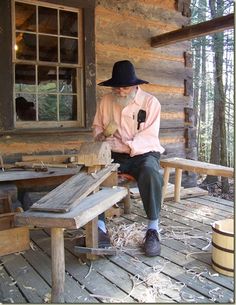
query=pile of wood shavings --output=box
[108,222,146,249]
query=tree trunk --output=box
[207,0,229,192]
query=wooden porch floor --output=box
[0,194,234,303]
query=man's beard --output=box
[111,88,137,107]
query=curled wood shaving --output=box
[3,298,14,303]
[84,261,93,279]
[209,287,224,301]
[43,293,51,303]
[30,241,37,251]
[23,284,36,291]
[185,251,211,259]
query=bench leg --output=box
[174,168,182,202]
[51,228,65,303]
[85,217,98,260]
[161,167,170,205]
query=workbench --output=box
[160,157,234,202]
[15,164,127,303]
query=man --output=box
[92,60,164,256]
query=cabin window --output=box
[13,0,85,129]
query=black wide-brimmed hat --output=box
[98,60,149,87]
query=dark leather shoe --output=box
[144,229,161,256]
[98,228,111,248]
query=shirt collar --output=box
[132,86,144,106]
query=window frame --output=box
[0,0,96,132]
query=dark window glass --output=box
[38,66,57,93]
[39,35,58,62]
[38,94,57,121]
[15,94,36,121]
[59,68,77,93]
[60,38,78,64]
[60,11,78,37]
[16,33,36,60]
[15,64,36,92]
[38,7,57,34]
[15,2,36,32]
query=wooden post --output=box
[51,228,65,303]
[174,168,183,202]
[161,167,170,205]
[123,187,131,214]
[85,217,98,260]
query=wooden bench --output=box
[15,163,127,303]
[160,157,234,203]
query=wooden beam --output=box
[151,13,234,48]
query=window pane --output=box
[15,94,36,121]
[15,64,36,92]
[60,11,78,37]
[59,68,77,93]
[39,35,58,62]
[15,2,36,32]
[59,95,77,121]
[16,33,36,60]
[38,6,57,34]
[60,38,78,64]
[38,95,57,121]
[38,66,57,93]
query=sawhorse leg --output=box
[51,227,65,303]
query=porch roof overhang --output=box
[151,13,234,48]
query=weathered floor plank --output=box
[0,266,27,304]
[30,229,135,303]
[0,194,234,303]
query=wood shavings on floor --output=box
[108,222,146,250]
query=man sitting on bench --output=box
[92,60,164,256]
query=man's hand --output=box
[95,132,106,142]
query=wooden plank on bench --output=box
[30,163,119,213]
[16,186,127,229]
[160,157,234,178]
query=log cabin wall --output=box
[0,0,197,186]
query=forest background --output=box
[190,0,234,195]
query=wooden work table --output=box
[0,167,82,191]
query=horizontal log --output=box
[96,43,184,64]
[151,13,234,47]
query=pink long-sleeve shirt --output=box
[92,87,165,157]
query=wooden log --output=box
[77,142,111,166]
[51,228,65,303]
[151,13,234,47]
[15,162,68,169]
[22,154,77,163]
